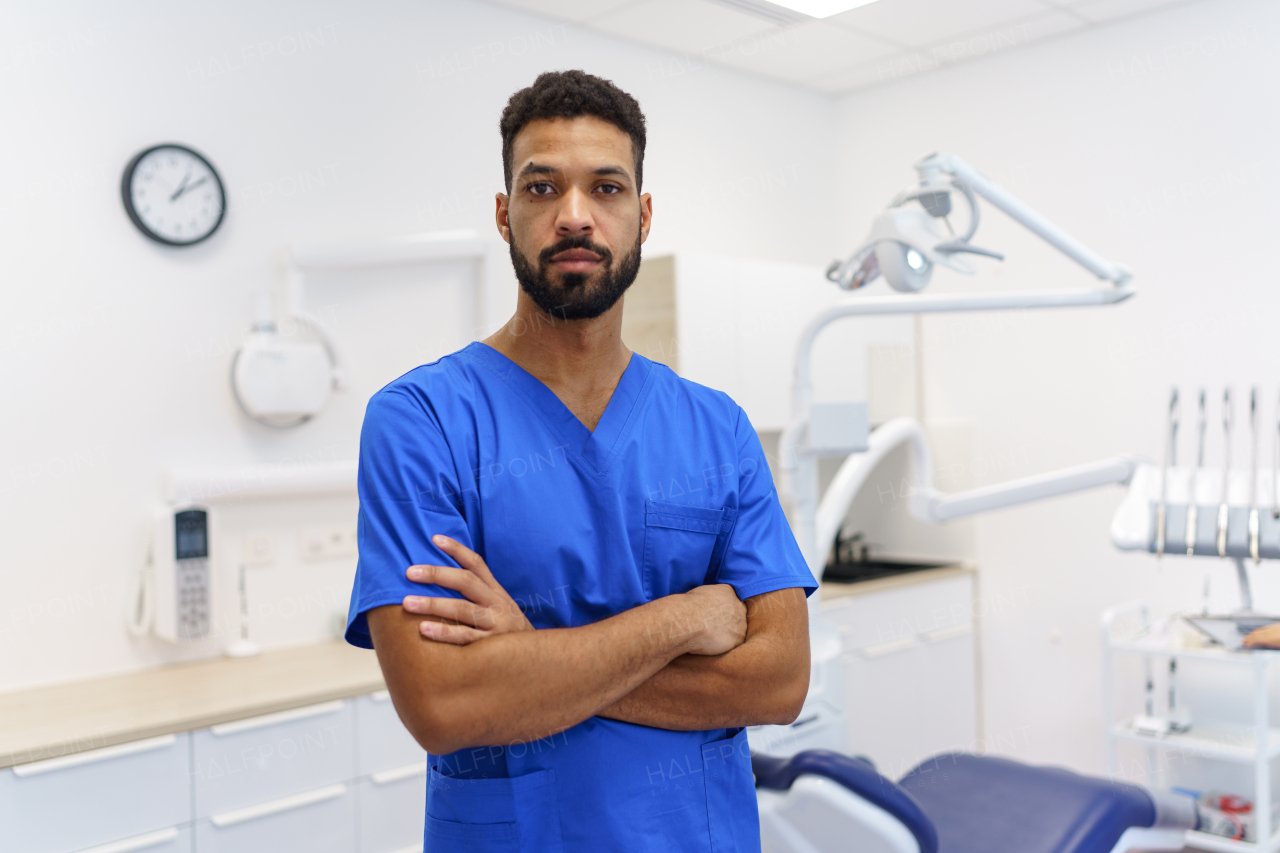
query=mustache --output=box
[537,235,614,267]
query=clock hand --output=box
[170,170,192,202]
[172,175,209,202]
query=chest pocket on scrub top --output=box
[642,501,738,600]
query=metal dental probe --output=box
[1187,389,1206,556]
[1250,387,1259,563]
[1157,388,1178,559]
[1218,388,1233,558]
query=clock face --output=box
[122,144,225,246]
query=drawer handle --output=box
[13,734,177,777]
[74,827,179,853]
[924,623,972,643]
[210,782,346,827]
[371,760,427,785]
[209,700,344,736]
[860,636,921,659]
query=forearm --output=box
[599,587,811,730]
[374,594,705,753]
[598,636,807,730]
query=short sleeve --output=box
[715,407,818,601]
[344,388,475,649]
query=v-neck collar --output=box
[463,341,655,476]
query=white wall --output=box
[835,0,1280,777]
[0,0,841,692]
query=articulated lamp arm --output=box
[811,419,1138,571]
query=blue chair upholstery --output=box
[898,753,1156,853]
[754,750,1162,853]
[753,750,939,853]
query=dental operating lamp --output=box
[784,152,1137,585]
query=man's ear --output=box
[639,192,653,245]
[495,192,511,244]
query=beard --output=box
[509,230,642,321]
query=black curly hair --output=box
[499,70,647,194]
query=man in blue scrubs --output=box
[345,70,816,852]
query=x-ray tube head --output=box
[875,240,934,292]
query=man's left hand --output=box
[402,534,534,644]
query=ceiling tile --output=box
[803,50,925,92]
[828,0,1053,47]
[816,8,1083,93]
[590,0,780,56]
[483,0,644,25]
[1068,0,1195,23]
[710,19,902,82]
[914,7,1084,56]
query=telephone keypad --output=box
[176,557,210,640]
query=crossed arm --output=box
[365,535,810,755]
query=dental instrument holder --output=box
[1114,464,1280,613]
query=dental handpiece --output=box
[1250,387,1259,563]
[1157,388,1178,558]
[1218,387,1233,558]
[1187,389,1206,556]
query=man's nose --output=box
[554,186,594,236]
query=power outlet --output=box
[299,525,358,561]
[244,532,276,567]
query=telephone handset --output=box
[128,505,215,642]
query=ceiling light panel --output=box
[769,0,885,16]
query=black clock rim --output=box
[121,143,227,247]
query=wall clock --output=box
[121,143,226,246]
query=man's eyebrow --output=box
[515,162,632,182]
[517,162,558,179]
[592,166,630,180]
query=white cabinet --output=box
[820,568,980,780]
[192,699,354,818]
[355,691,425,777]
[194,782,356,853]
[0,734,190,853]
[0,692,425,853]
[357,766,427,853]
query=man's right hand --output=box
[681,583,747,656]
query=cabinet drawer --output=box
[0,733,190,853]
[823,574,973,651]
[357,763,426,853]
[73,825,192,853]
[844,630,977,777]
[192,699,354,818]
[194,781,355,853]
[356,691,425,777]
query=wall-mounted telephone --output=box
[127,505,216,642]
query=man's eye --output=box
[528,182,555,195]
[597,184,622,195]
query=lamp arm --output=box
[918,152,1130,285]
[811,416,1138,569]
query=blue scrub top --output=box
[346,341,815,853]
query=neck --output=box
[483,290,632,396]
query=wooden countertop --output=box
[819,562,975,602]
[0,640,384,770]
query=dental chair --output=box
[753,750,1197,853]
